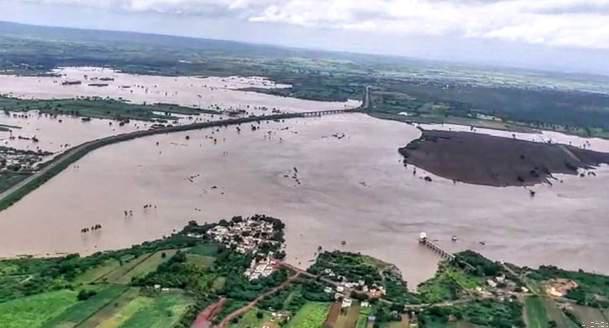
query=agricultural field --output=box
[114,249,178,284]
[113,292,193,328]
[75,259,122,284]
[228,308,274,328]
[567,304,608,328]
[356,306,372,328]
[538,297,579,328]
[334,303,362,328]
[0,290,78,328]
[0,219,608,328]
[285,302,330,328]
[44,285,128,327]
[525,296,549,328]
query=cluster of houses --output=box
[320,267,387,304]
[475,273,529,299]
[244,256,279,281]
[205,217,284,281]
[206,218,280,254]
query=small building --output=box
[341,298,353,308]
[419,232,428,243]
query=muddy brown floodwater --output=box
[0,113,608,289]
[0,67,360,114]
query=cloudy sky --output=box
[1,0,609,75]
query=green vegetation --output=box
[212,299,249,324]
[228,308,272,328]
[0,220,217,328]
[356,306,372,328]
[308,251,419,304]
[309,251,384,285]
[119,292,192,328]
[4,21,609,140]
[525,296,550,328]
[417,265,480,304]
[0,289,78,328]
[420,299,525,328]
[44,285,128,327]
[1,218,608,328]
[285,302,329,328]
[367,81,609,139]
[530,266,609,307]
[0,172,29,193]
[0,97,218,122]
[454,250,505,278]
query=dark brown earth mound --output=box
[399,130,609,187]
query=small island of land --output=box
[399,129,609,187]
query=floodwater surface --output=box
[0,67,360,114]
[0,114,608,288]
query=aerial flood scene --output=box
[1,2,609,328]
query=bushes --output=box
[455,250,503,277]
[77,289,97,301]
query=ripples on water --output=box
[0,113,608,287]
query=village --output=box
[204,215,285,281]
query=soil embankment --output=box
[399,130,609,187]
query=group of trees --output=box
[308,251,383,286]
[419,299,524,328]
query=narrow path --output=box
[192,298,227,328]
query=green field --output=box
[356,307,372,328]
[115,250,177,284]
[97,295,154,328]
[0,290,78,328]
[101,254,155,283]
[569,304,608,327]
[525,296,549,328]
[538,297,579,328]
[285,302,330,328]
[187,243,220,257]
[75,259,122,284]
[335,303,361,328]
[77,288,141,328]
[186,254,215,269]
[228,308,272,328]
[120,292,193,328]
[0,173,30,194]
[44,285,128,327]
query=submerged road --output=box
[0,108,361,211]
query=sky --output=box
[1,0,609,75]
